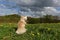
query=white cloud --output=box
[0,4,6,8]
[18,7,60,18]
[0,7,18,16]
[41,7,60,16]
[53,0,60,6]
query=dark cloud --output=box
[8,0,60,7]
[1,0,60,8]
[0,0,60,17]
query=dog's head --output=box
[21,16,27,21]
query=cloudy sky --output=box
[0,0,60,17]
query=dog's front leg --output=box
[16,16,27,34]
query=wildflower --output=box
[48,28,51,31]
[9,23,12,25]
[32,33,34,36]
[37,33,40,35]
[0,25,3,26]
[32,34,34,36]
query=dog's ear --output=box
[21,16,27,20]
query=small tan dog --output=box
[16,16,27,34]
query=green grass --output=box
[0,23,60,40]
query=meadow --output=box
[0,23,60,40]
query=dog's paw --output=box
[16,28,27,34]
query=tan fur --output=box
[16,16,27,34]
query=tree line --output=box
[0,14,60,23]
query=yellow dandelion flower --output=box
[37,33,40,35]
[9,23,12,25]
[32,33,34,36]
[48,28,51,31]
[0,25,3,26]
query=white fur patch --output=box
[16,28,27,34]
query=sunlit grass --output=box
[0,23,60,40]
